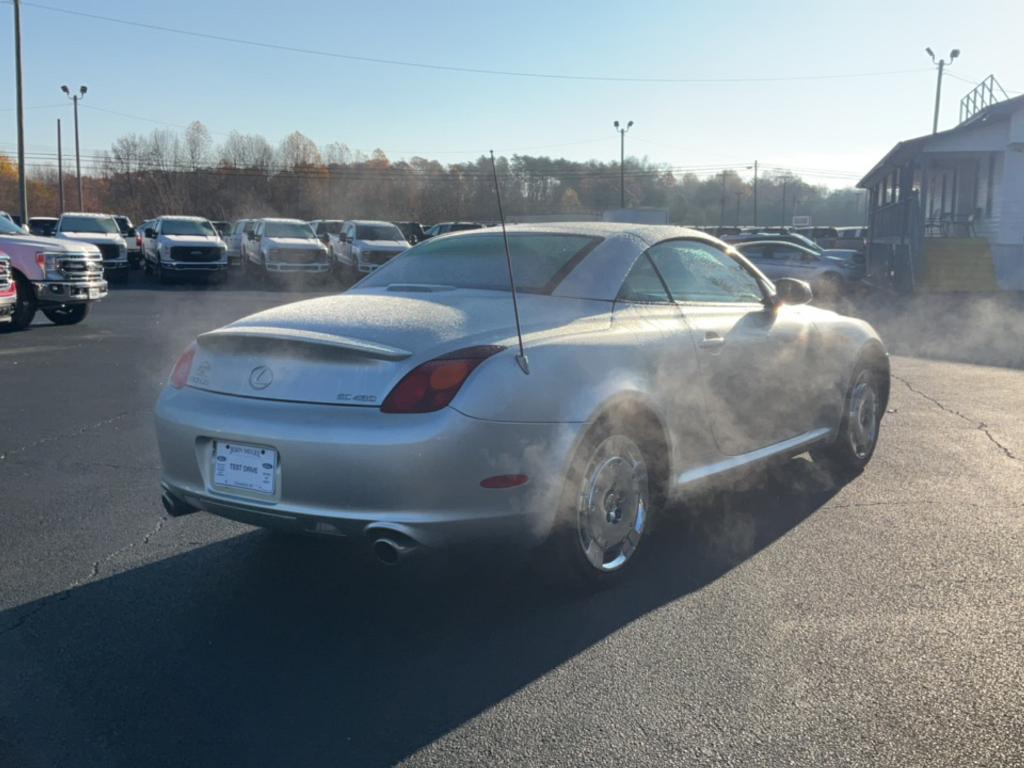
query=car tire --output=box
[545,417,662,585]
[42,303,89,325]
[10,274,37,331]
[811,363,884,476]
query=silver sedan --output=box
[155,223,889,582]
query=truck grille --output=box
[59,258,104,282]
[362,250,401,266]
[169,246,222,263]
[269,248,326,264]
[97,243,123,262]
[0,257,12,292]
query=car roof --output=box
[470,221,710,247]
[259,217,307,224]
[157,215,208,221]
[347,219,400,226]
[29,216,58,222]
[735,239,813,250]
[60,211,111,218]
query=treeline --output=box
[2,122,866,226]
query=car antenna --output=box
[489,150,529,375]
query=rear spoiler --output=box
[198,325,412,361]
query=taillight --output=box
[381,345,504,414]
[169,342,197,389]
[136,234,142,248]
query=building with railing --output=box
[858,84,1024,292]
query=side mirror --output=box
[144,228,156,238]
[338,234,348,243]
[773,277,813,306]
[247,231,257,241]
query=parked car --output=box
[142,216,228,283]
[422,221,484,239]
[335,220,410,275]
[28,217,58,237]
[224,219,254,267]
[0,252,16,324]
[395,221,427,244]
[732,240,865,301]
[0,214,106,329]
[244,218,330,277]
[155,223,889,581]
[56,213,128,276]
[309,219,345,258]
[113,215,144,268]
[722,231,826,253]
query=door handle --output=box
[699,332,725,350]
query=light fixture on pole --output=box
[61,84,88,209]
[613,120,633,209]
[925,47,959,134]
[13,0,28,224]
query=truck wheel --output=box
[10,274,37,331]
[42,303,89,325]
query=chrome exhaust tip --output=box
[371,537,418,565]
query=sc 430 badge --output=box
[336,392,378,403]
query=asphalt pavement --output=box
[1,272,1022,768]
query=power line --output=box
[14,1,933,85]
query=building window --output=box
[986,153,996,218]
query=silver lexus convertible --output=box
[155,223,889,581]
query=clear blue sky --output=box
[2,0,1021,187]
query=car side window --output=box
[777,246,810,263]
[617,253,671,303]
[648,240,765,304]
[740,245,766,259]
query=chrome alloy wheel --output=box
[576,435,649,572]
[847,370,879,460]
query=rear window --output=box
[264,221,314,238]
[360,233,600,294]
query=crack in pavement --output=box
[0,514,168,638]
[892,373,1021,463]
[0,410,145,461]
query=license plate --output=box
[88,288,101,299]
[213,441,277,495]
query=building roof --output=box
[858,92,1024,188]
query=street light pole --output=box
[62,84,87,209]
[718,170,726,231]
[613,120,633,209]
[13,0,29,224]
[57,119,65,213]
[926,47,959,134]
[735,191,741,225]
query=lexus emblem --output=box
[249,365,274,390]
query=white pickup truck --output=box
[335,220,410,276]
[55,213,128,276]
[0,214,106,330]
[244,218,329,278]
[142,216,228,283]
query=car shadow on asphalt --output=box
[112,269,348,295]
[0,457,844,767]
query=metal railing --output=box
[959,76,1008,124]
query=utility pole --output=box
[718,171,727,231]
[752,161,759,226]
[926,47,959,134]
[735,191,741,225]
[781,179,788,226]
[57,119,65,213]
[61,84,87,209]
[613,120,633,208]
[13,0,29,224]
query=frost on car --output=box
[155,223,889,582]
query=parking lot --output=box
[2,276,1023,767]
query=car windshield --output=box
[355,224,405,241]
[317,221,343,235]
[0,216,25,235]
[361,233,599,294]
[29,219,57,236]
[264,221,314,238]
[60,215,119,234]
[114,217,133,234]
[161,219,216,236]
